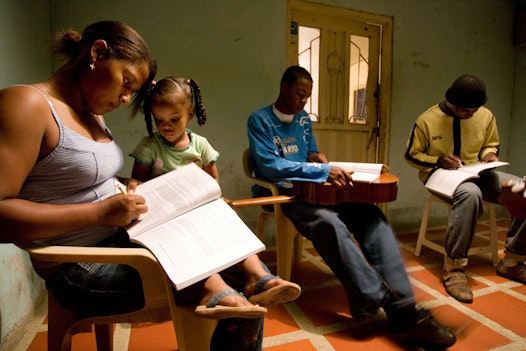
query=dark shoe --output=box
[442,269,473,303]
[348,310,388,340]
[496,261,526,284]
[391,307,456,350]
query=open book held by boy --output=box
[424,161,509,198]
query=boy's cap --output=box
[445,74,488,108]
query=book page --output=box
[131,198,265,290]
[328,162,386,183]
[458,161,509,175]
[424,161,509,198]
[126,163,222,238]
[424,168,479,198]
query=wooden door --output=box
[287,1,393,164]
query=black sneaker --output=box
[390,307,456,350]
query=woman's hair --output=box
[142,76,207,137]
[51,20,157,116]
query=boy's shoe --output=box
[391,307,456,351]
[442,269,473,303]
[496,261,526,284]
[348,310,388,340]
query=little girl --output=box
[130,76,300,322]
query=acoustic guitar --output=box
[292,173,399,206]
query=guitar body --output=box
[292,173,399,206]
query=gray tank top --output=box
[17,85,124,251]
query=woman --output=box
[0,20,264,350]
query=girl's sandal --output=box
[195,289,267,319]
[248,275,301,307]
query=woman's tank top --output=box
[17,85,124,249]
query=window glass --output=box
[298,26,320,122]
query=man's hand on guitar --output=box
[328,165,354,189]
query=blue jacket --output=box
[247,104,331,196]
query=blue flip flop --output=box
[195,289,267,319]
[248,275,301,307]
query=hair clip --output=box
[147,80,157,95]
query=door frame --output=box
[286,0,393,165]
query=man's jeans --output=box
[282,201,415,320]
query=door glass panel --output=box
[348,35,369,125]
[290,3,390,164]
[298,25,320,122]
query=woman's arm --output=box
[0,87,146,246]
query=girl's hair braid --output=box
[187,79,207,126]
[142,80,157,137]
[141,76,207,137]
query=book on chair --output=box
[424,161,509,198]
[124,163,265,290]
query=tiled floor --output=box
[13,217,526,350]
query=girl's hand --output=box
[99,194,148,227]
[125,178,142,195]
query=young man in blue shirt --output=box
[247,66,456,350]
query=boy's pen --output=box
[449,153,463,168]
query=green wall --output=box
[48,0,521,232]
[0,0,51,347]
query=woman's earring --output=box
[90,62,95,71]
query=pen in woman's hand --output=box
[116,182,128,195]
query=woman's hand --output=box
[99,193,148,227]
